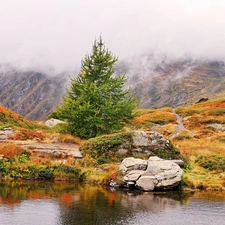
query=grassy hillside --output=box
[1,99,225,190]
[0,105,38,129]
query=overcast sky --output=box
[1,0,225,73]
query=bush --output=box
[0,143,25,158]
[80,132,132,163]
[176,107,205,117]
[38,167,54,180]
[219,138,225,142]
[195,155,225,171]
[0,158,11,175]
[58,134,82,144]
[153,142,184,160]
[20,152,31,162]
[54,165,82,180]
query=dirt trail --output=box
[170,109,185,138]
[0,128,82,158]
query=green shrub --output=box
[195,155,225,171]
[219,138,225,142]
[174,135,192,140]
[18,152,30,163]
[38,167,54,180]
[153,142,184,160]
[80,132,132,159]
[54,165,84,180]
[0,158,11,175]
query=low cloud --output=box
[0,0,225,73]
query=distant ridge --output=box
[1,59,225,120]
[0,67,67,120]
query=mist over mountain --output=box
[122,57,225,108]
[1,57,225,120]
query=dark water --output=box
[0,181,225,225]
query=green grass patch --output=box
[195,155,225,172]
[176,107,205,117]
[208,108,225,116]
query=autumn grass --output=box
[131,107,176,129]
[173,130,193,140]
[171,98,225,190]
[57,134,84,145]
[0,105,51,131]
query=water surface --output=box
[0,181,225,225]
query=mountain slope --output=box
[125,60,225,108]
[0,67,67,120]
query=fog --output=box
[0,0,225,73]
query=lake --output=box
[0,181,225,225]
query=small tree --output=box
[52,37,136,138]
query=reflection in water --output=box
[0,181,225,225]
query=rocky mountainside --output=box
[1,59,225,120]
[0,65,67,120]
[124,59,225,108]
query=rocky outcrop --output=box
[0,127,82,159]
[119,157,148,172]
[132,131,168,148]
[21,143,82,159]
[118,130,182,159]
[119,156,184,191]
[0,127,14,140]
[45,118,66,127]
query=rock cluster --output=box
[118,130,180,159]
[119,156,184,191]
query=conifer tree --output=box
[52,37,136,138]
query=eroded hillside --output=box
[0,66,67,120]
[125,59,225,108]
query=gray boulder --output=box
[124,170,146,182]
[132,131,168,148]
[119,157,148,173]
[45,118,66,127]
[121,156,184,191]
[130,130,180,159]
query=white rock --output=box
[45,118,66,127]
[124,170,146,182]
[136,175,157,191]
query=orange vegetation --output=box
[0,143,25,158]
[10,128,45,141]
[132,108,176,128]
